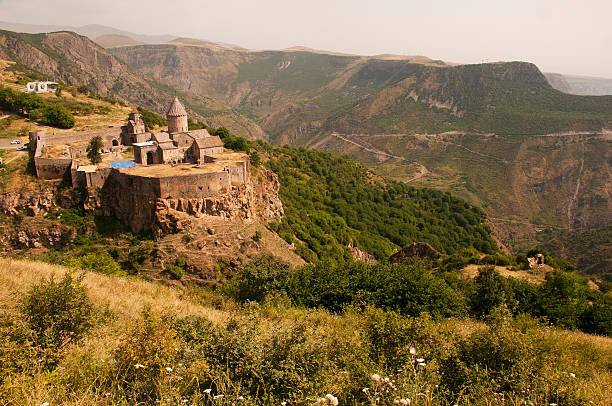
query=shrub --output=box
[286,261,468,318]
[165,264,184,280]
[64,253,125,276]
[20,273,94,351]
[128,241,155,272]
[223,255,291,302]
[41,104,75,128]
[112,308,180,403]
[166,256,187,280]
[469,266,517,317]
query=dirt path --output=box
[3,151,26,165]
[331,133,429,182]
[442,140,509,164]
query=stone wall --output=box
[43,127,122,147]
[34,157,75,180]
[97,170,163,232]
[89,166,263,232]
[158,172,231,200]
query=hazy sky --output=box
[1,0,611,77]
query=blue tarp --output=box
[110,161,138,169]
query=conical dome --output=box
[167,96,187,117]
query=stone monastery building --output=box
[124,97,224,165]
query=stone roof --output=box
[194,135,223,149]
[167,96,187,117]
[152,132,171,143]
[189,129,211,139]
[158,141,177,150]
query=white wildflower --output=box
[134,364,145,369]
[416,358,425,363]
[238,396,244,400]
[213,394,224,399]
[41,403,50,406]
[165,367,173,372]
[409,347,417,355]
[362,388,369,392]
[569,372,576,378]
[549,404,557,406]
[325,394,338,406]
[371,373,381,382]
[203,388,212,394]
[400,400,411,406]
[418,362,426,366]
[281,402,287,406]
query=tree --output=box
[86,136,104,164]
[41,104,75,128]
[469,266,517,317]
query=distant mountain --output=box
[94,34,144,48]
[0,29,266,140]
[0,21,177,44]
[545,72,612,95]
[111,43,612,145]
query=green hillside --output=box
[265,145,497,262]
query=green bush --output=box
[64,253,125,276]
[41,104,75,128]
[285,261,468,318]
[223,255,291,302]
[137,106,166,128]
[20,273,94,351]
[128,241,155,272]
[469,266,518,317]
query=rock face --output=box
[348,239,377,265]
[254,170,284,221]
[13,224,76,249]
[0,189,57,217]
[389,242,443,264]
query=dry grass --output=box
[0,258,227,325]
[1,258,611,405]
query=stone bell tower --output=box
[167,96,188,134]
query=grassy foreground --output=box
[1,258,611,405]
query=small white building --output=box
[25,81,59,93]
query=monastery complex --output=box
[28,97,256,232]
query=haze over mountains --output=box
[1,20,611,96]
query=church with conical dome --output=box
[121,97,224,166]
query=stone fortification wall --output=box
[158,171,231,199]
[97,170,163,232]
[228,161,249,185]
[43,127,122,147]
[72,167,112,189]
[34,157,75,180]
[90,167,254,232]
[29,130,45,157]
